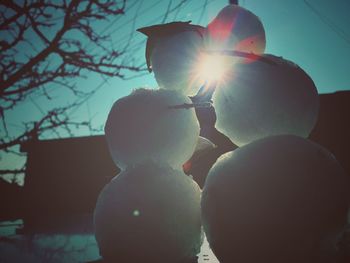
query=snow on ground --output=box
[0,221,219,263]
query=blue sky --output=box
[117,0,350,93]
[91,0,349,131]
[81,0,350,135]
[8,0,350,135]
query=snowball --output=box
[94,163,203,263]
[213,54,319,146]
[151,31,205,96]
[105,88,200,170]
[206,4,266,54]
[202,135,349,263]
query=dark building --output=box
[18,135,118,233]
[309,91,350,176]
[0,178,23,221]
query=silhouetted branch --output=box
[0,0,138,100]
[0,169,25,176]
[0,0,142,154]
[168,102,212,110]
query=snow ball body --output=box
[213,54,319,146]
[94,163,203,263]
[150,31,204,96]
[201,135,349,263]
[105,88,200,170]
[206,4,266,54]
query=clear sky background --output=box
[72,0,350,136]
[1,0,350,178]
[8,0,350,136]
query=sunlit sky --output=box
[1,0,350,176]
[69,0,350,135]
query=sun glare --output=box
[195,53,230,85]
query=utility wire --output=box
[303,0,350,46]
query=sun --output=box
[194,53,231,85]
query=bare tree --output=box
[0,0,147,179]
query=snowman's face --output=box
[151,31,204,96]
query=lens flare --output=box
[194,53,230,85]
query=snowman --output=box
[199,4,350,263]
[94,89,203,263]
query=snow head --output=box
[213,54,319,146]
[202,135,349,263]
[105,88,200,170]
[94,163,203,263]
[138,22,206,96]
[206,4,266,54]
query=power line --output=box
[161,0,173,24]
[99,0,141,36]
[124,0,219,54]
[303,0,350,46]
[197,0,209,24]
[110,0,189,49]
[106,0,164,37]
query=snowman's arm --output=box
[168,102,212,109]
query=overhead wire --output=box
[303,0,350,46]
[124,0,219,56]
[109,0,189,50]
